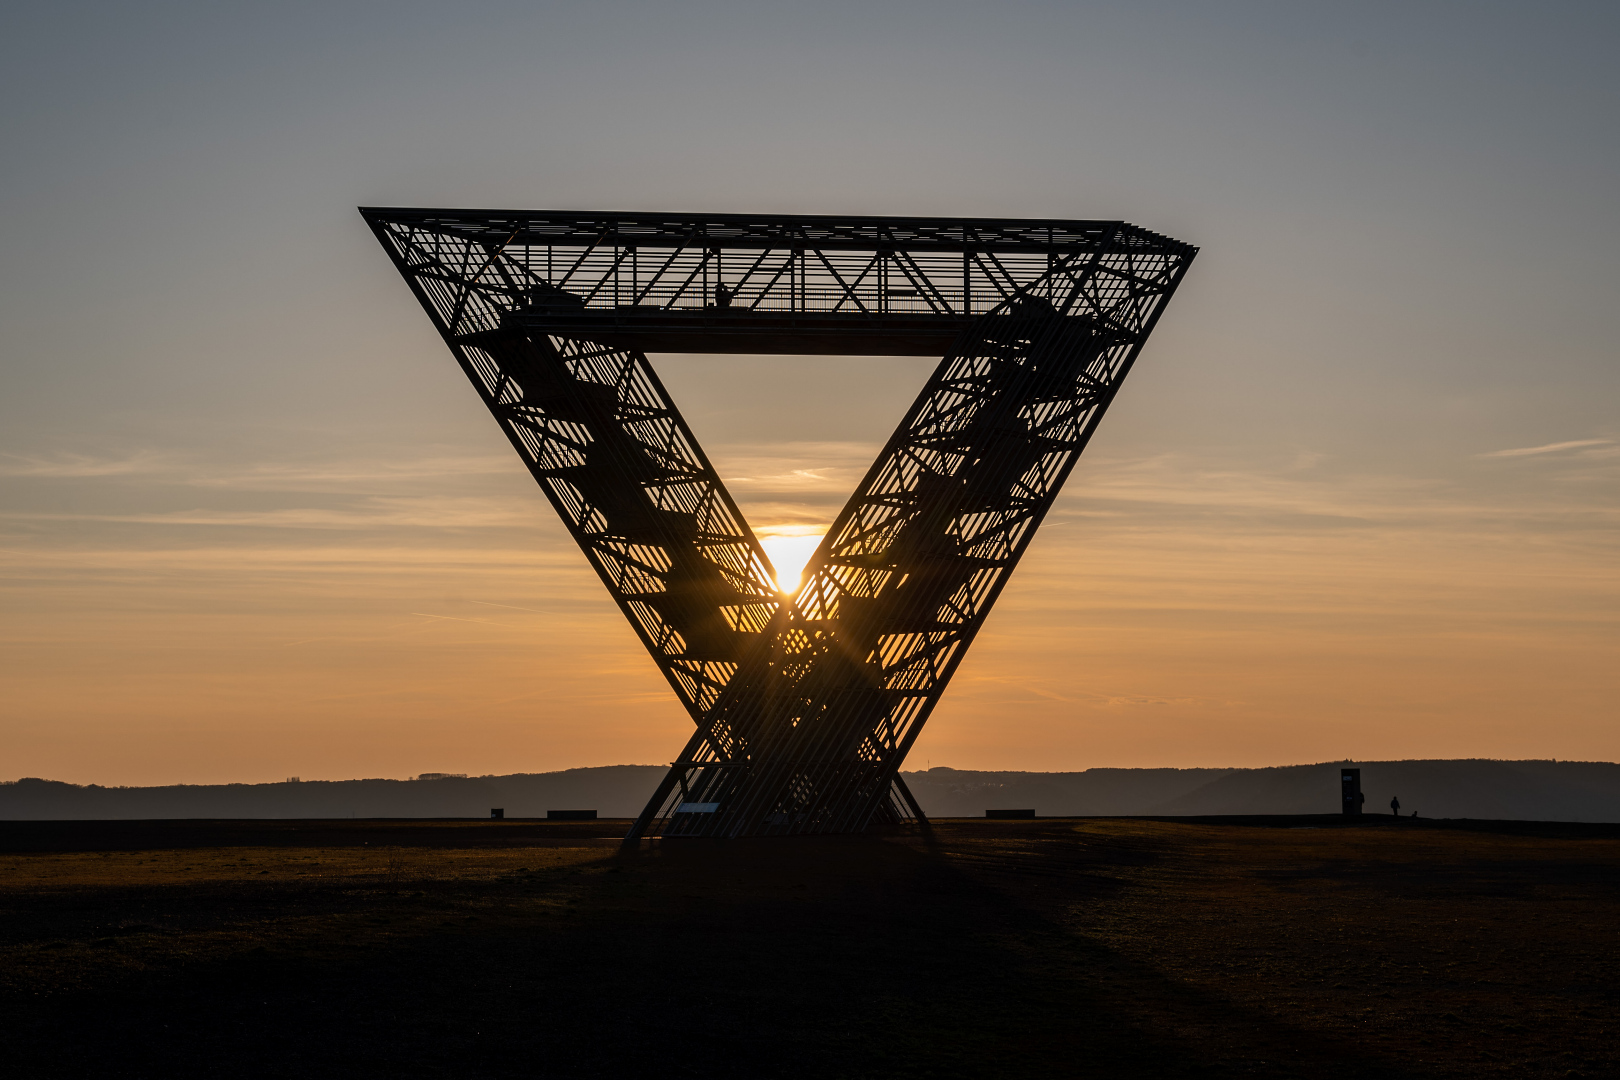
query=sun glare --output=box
[757,528,828,594]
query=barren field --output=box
[3,817,1616,1078]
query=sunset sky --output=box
[2,1,1616,786]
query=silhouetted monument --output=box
[1342,768,1362,816]
[363,208,1196,840]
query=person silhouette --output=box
[1390,795,1401,816]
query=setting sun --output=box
[757,527,828,594]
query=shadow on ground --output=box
[2,818,1613,1078]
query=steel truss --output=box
[361,208,1195,841]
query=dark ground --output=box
[2,816,1616,1078]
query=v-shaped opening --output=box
[649,352,939,594]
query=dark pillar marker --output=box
[1340,769,1361,816]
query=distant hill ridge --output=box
[3,759,1617,822]
[903,760,1620,822]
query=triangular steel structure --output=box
[361,208,1196,841]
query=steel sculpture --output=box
[361,208,1196,842]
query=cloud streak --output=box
[0,451,173,478]
[0,496,539,532]
[1479,439,1614,459]
[0,449,518,489]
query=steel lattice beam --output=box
[361,207,1196,842]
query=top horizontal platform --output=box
[358,207,1194,257]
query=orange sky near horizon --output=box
[4,378,1614,786]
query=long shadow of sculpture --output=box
[362,209,1196,840]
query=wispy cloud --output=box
[185,454,517,491]
[1065,453,1447,522]
[0,451,172,478]
[0,448,517,489]
[1060,451,1620,532]
[1478,439,1614,459]
[0,495,538,532]
[712,442,876,483]
[723,468,842,488]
